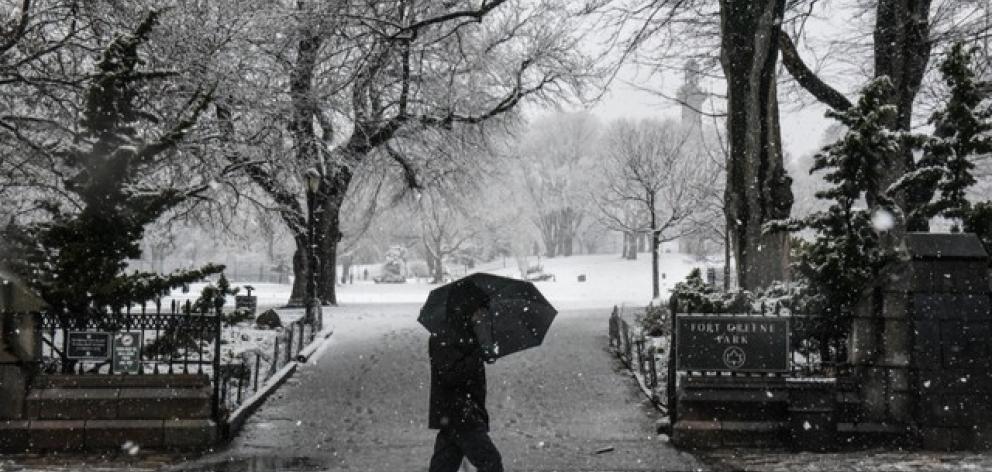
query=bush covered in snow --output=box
[667,268,811,316]
[637,302,670,337]
[668,268,749,313]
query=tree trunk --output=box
[541,212,558,258]
[425,243,437,282]
[266,231,275,263]
[637,232,649,253]
[288,234,310,307]
[719,0,793,290]
[652,231,661,299]
[317,170,350,305]
[432,252,445,284]
[873,0,932,230]
[724,231,732,291]
[623,231,638,260]
[559,208,579,257]
[339,254,352,285]
[425,235,445,284]
[287,24,329,307]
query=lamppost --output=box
[304,168,321,328]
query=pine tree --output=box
[0,11,221,317]
[920,43,992,230]
[769,78,901,334]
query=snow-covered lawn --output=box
[165,252,714,312]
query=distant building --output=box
[675,60,718,256]
[675,59,706,132]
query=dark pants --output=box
[429,429,503,472]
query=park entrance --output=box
[663,233,992,451]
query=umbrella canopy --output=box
[418,273,557,359]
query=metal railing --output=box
[36,300,323,422]
[608,306,667,411]
[216,315,320,414]
[38,300,220,376]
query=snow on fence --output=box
[216,316,319,414]
[37,300,322,422]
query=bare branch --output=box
[779,29,852,111]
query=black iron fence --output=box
[216,315,319,414]
[38,300,220,376]
[609,306,667,411]
[36,300,323,422]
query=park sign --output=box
[235,295,257,315]
[66,331,111,360]
[675,314,790,373]
[112,332,142,374]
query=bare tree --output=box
[598,119,712,299]
[215,0,597,306]
[416,191,481,284]
[517,112,601,258]
[717,0,796,290]
[600,0,794,288]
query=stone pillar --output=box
[849,260,914,426]
[850,233,992,449]
[0,312,37,420]
[0,272,45,421]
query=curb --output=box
[225,361,298,437]
[296,326,335,362]
[224,324,335,438]
[622,354,667,414]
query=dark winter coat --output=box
[428,335,489,432]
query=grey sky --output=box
[554,3,864,165]
[581,72,832,162]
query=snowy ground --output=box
[166,252,712,313]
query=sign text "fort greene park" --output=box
[675,315,790,373]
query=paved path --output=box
[178,303,708,472]
[701,450,992,472]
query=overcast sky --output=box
[543,4,865,165]
[580,70,833,162]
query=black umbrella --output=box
[418,272,557,359]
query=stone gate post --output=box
[849,233,992,449]
[0,271,44,421]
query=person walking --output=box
[428,307,503,472]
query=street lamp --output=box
[304,168,321,328]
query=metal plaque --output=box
[112,332,142,374]
[235,295,257,315]
[675,315,790,373]
[66,331,111,360]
